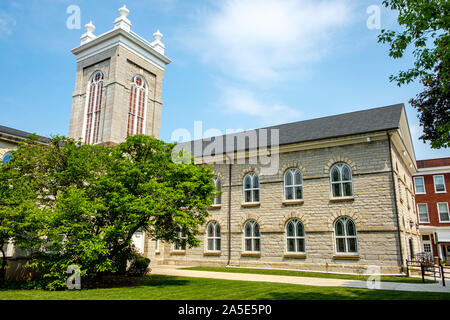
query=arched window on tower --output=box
[127,75,148,136]
[84,71,104,145]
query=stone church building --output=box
[1,6,422,275]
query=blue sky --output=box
[0,0,448,160]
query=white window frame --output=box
[330,163,354,198]
[285,219,305,253]
[243,220,261,253]
[434,175,446,193]
[243,173,260,203]
[154,239,160,253]
[205,221,221,252]
[82,71,104,145]
[334,217,358,255]
[413,176,426,194]
[213,177,221,205]
[173,230,186,251]
[416,203,429,223]
[284,169,303,201]
[127,75,149,136]
[438,202,450,223]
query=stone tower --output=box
[68,6,171,145]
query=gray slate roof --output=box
[0,125,51,143]
[179,103,404,156]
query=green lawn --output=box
[183,266,436,284]
[0,275,448,300]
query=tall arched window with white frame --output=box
[243,173,260,203]
[334,217,358,254]
[284,168,303,200]
[206,221,221,252]
[243,220,260,253]
[286,219,305,253]
[330,163,353,198]
[83,71,104,145]
[213,177,222,205]
[127,75,148,136]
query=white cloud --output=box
[186,0,352,84]
[0,13,16,38]
[221,86,301,125]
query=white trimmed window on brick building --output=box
[414,176,426,194]
[417,203,429,223]
[438,203,450,222]
[434,175,446,193]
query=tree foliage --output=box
[378,0,449,91]
[378,0,449,148]
[409,64,450,148]
[0,135,216,289]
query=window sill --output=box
[241,202,260,208]
[203,251,221,256]
[333,254,360,260]
[283,253,306,259]
[170,251,186,256]
[241,252,261,258]
[329,197,354,203]
[208,205,222,210]
[282,200,304,205]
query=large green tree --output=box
[378,0,449,148]
[0,135,216,289]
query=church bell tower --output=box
[68,5,171,145]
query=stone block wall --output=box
[151,136,414,274]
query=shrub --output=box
[127,251,150,277]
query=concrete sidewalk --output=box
[151,265,450,293]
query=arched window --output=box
[286,219,305,253]
[173,227,186,251]
[330,163,353,198]
[284,169,303,200]
[83,71,104,145]
[244,220,260,252]
[206,221,221,252]
[127,75,148,136]
[2,152,12,165]
[334,217,358,254]
[213,177,222,205]
[243,173,260,203]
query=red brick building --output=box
[413,157,450,263]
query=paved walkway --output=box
[151,265,450,293]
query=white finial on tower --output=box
[114,5,131,32]
[151,29,165,55]
[80,21,96,45]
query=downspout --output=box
[387,131,405,270]
[227,161,232,266]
